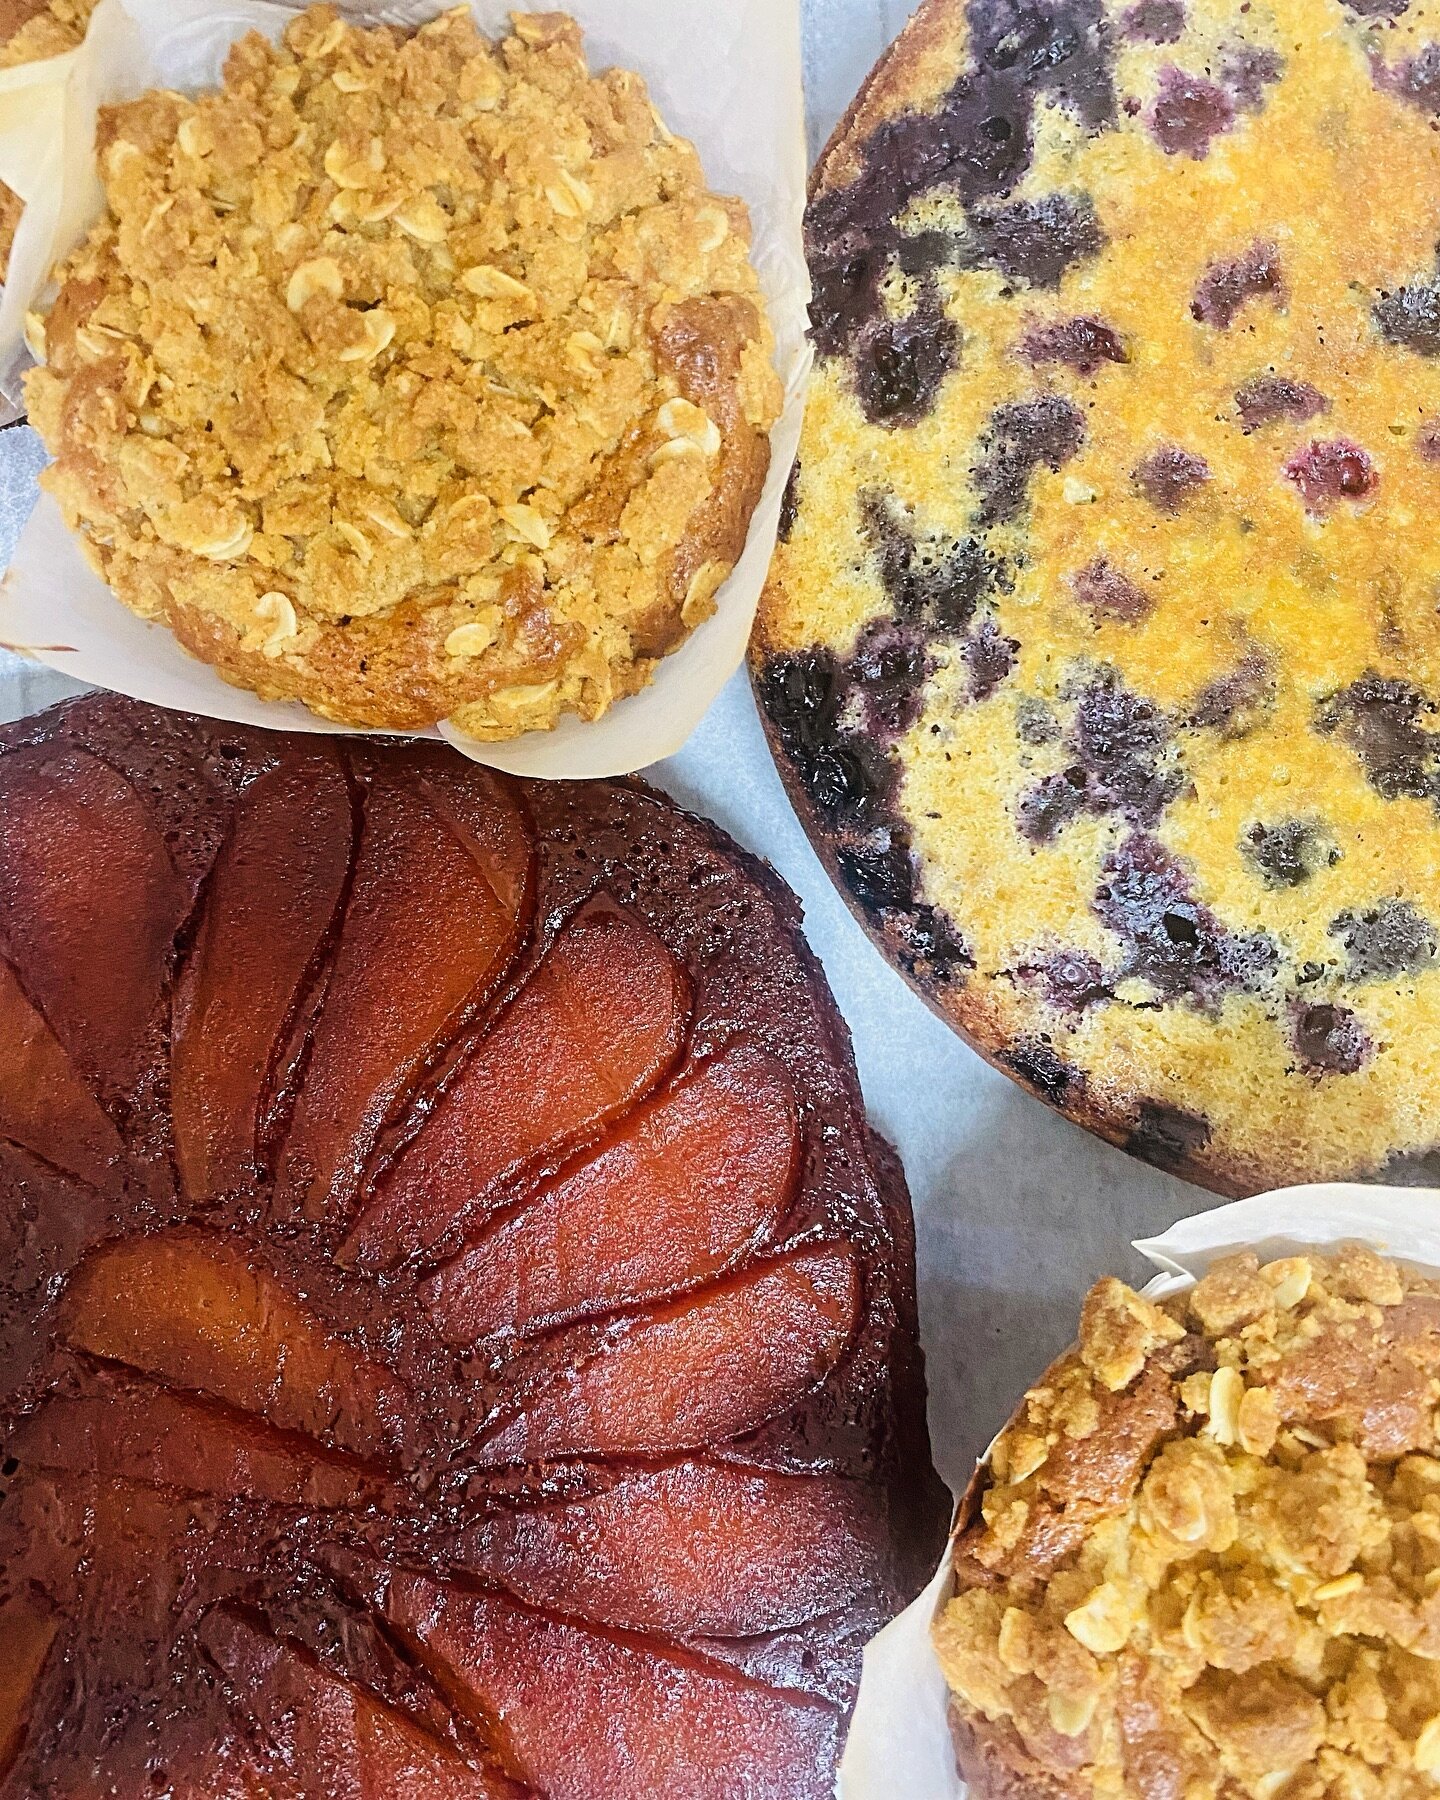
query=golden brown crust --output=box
[26,5,781,735]
[934,1250,1440,1798]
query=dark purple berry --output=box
[755,650,893,830]
[1332,899,1439,980]
[1242,818,1338,888]
[1123,0,1185,44]
[861,492,1000,638]
[1018,768,1091,843]
[1316,675,1440,805]
[778,459,801,542]
[1346,0,1408,13]
[1285,439,1378,513]
[1002,1038,1084,1104]
[1191,653,1274,738]
[1374,276,1440,357]
[1132,445,1210,512]
[1016,696,1062,744]
[1095,833,1277,1005]
[964,617,1020,699]
[1127,1100,1213,1172]
[969,194,1107,289]
[837,837,916,917]
[1072,672,1181,824]
[1291,1003,1373,1076]
[855,285,961,427]
[1071,557,1152,623]
[1234,376,1329,431]
[1030,948,1111,1011]
[972,394,1086,525]
[1373,43,1440,116]
[1149,66,1236,158]
[897,904,973,985]
[850,621,930,740]
[1221,44,1284,112]
[1020,314,1129,374]
[1192,241,1286,328]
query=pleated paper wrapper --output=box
[839,1182,1440,1800]
[0,0,808,776]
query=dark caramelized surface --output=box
[0,696,947,1800]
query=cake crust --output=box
[0,692,948,1797]
[754,0,1440,1196]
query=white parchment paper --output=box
[840,1182,1440,1800]
[0,0,809,775]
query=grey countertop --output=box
[0,0,1207,1495]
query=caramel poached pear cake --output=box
[934,1247,1440,1798]
[0,694,947,1798]
[754,0,1440,1195]
[24,5,781,737]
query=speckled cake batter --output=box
[755,0,1440,1194]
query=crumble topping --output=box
[935,1247,1440,1797]
[25,4,780,734]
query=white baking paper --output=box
[840,1182,1440,1800]
[0,0,809,775]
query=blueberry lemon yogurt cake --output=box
[754,0,1440,1193]
[25,5,781,736]
[934,1247,1440,1797]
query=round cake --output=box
[0,0,95,279]
[934,1246,1440,1798]
[754,0,1440,1195]
[25,4,781,736]
[0,694,947,1798]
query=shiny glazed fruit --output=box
[0,696,947,1800]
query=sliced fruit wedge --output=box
[0,746,187,1092]
[10,1385,380,1511]
[473,1243,860,1467]
[61,1229,409,1461]
[280,767,530,1220]
[426,1045,799,1343]
[0,1589,57,1780]
[344,906,689,1271]
[383,1572,841,1800]
[450,1458,878,1636]
[201,1607,525,1800]
[172,751,352,1200]
[0,958,122,1192]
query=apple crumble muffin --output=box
[24,4,781,735]
[0,0,96,277]
[935,1247,1440,1798]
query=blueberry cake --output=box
[754,0,1440,1194]
[935,1247,1440,1797]
[0,693,947,1797]
[25,6,781,735]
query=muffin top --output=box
[935,1246,1440,1799]
[754,0,1440,1194]
[25,4,780,735]
[0,0,96,274]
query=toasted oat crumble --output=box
[934,1248,1440,1798]
[0,0,97,274]
[24,4,780,734]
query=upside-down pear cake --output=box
[0,694,947,1798]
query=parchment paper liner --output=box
[0,0,809,776]
[840,1182,1440,1799]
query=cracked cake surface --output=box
[754,0,1440,1194]
[0,693,947,1798]
[934,1246,1440,1798]
[25,4,781,736]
